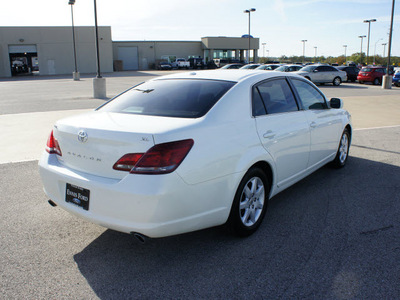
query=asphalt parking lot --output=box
[0,71,399,299]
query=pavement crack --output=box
[360,225,394,235]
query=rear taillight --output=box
[46,130,62,156]
[113,139,194,175]
[113,153,143,172]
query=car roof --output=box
[152,70,302,83]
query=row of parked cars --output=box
[222,63,347,86]
[221,62,399,87]
[158,58,399,87]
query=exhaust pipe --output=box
[48,200,57,207]
[130,232,148,244]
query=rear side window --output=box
[253,78,299,116]
[99,79,235,118]
[291,79,328,110]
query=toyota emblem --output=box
[77,130,88,143]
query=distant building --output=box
[0,26,259,77]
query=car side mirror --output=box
[313,69,318,73]
[330,98,343,109]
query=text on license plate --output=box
[65,183,90,211]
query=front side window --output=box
[291,79,328,110]
[99,79,235,118]
[253,78,299,115]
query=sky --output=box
[0,0,399,58]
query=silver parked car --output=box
[275,65,303,72]
[295,65,347,86]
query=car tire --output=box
[359,81,364,84]
[331,128,350,168]
[333,77,342,86]
[227,167,269,237]
[373,78,380,85]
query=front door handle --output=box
[263,130,276,139]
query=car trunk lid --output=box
[52,111,198,180]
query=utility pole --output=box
[301,40,307,63]
[358,35,366,65]
[364,19,377,65]
[244,8,256,63]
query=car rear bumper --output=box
[357,75,375,82]
[38,152,231,238]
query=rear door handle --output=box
[310,122,317,128]
[263,130,276,139]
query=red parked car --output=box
[357,67,387,85]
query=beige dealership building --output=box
[0,26,259,77]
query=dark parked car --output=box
[188,57,205,69]
[337,66,360,82]
[157,61,172,70]
[220,63,244,69]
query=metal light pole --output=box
[358,35,366,65]
[382,0,395,89]
[364,19,377,65]
[244,8,256,63]
[93,0,106,98]
[382,43,387,58]
[343,45,347,64]
[68,0,79,80]
[262,42,266,58]
[266,50,269,59]
[301,40,307,63]
[314,46,317,60]
[373,38,383,64]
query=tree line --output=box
[260,53,400,66]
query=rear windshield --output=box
[362,68,373,72]
[98,79,235,118]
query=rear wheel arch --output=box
[345,124,352,143]
[250,161,273,195]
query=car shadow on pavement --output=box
[73,156,400,299]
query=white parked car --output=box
[295,64,347,86]
[39,70,352,240]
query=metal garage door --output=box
[117,47,139,70]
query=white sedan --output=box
[295,64,348,86]
[39,70,352,240]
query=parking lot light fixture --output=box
[244,8,256,63]
[373,38,383,64]
[262,42,266,58]
[68,0,79,81]
[382,43,387,59]
[358,35,366,65]
[343,45,347,64]
[301,40,307,63]
[363,19,377,65]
